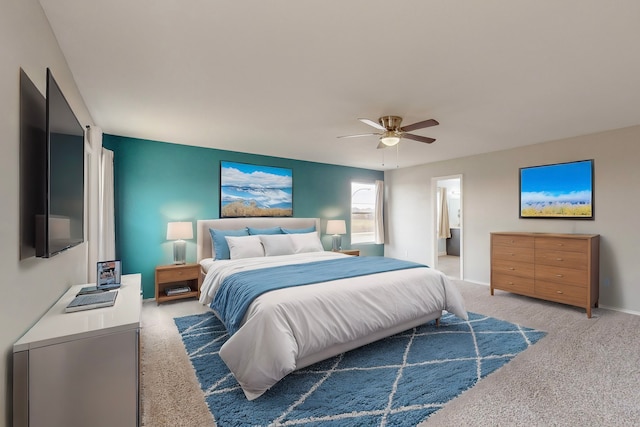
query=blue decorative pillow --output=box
[209,228,249,260]
[247,226,283,235]
[282,225,316,234]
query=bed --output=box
[196,217,468,400]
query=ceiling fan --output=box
[338,116,439,149]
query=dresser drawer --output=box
[492,245,534,263]
[156,265,200,283]
[535,280,587,307]
[535,265,588,288]
[492,234,534,249]
[492,259,534,278]
[535,237,588,253]
[492,273,535,296]
[535,250,587,270]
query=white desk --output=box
[13,273,142,427]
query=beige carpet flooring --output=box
[140,280,640,426]
[437,255,460,279]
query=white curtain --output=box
[98,147,115,261]
[374,180,385,244]
[437,187,451,239]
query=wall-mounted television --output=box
[34,69,85,257]
[20,69,46,259]
[519,159,594,219]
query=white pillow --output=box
[259,234,295,256]
[290,232,324,253]
[225,235,265,260]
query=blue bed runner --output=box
[211,256,427,335]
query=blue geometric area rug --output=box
[174,312,546,427]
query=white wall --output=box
[0,1,94,423]
[385,125,640,314]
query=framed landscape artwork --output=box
[220,161,293,218]
[519,159,594,219]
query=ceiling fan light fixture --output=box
[380,131,400,146]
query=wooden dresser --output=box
[490,232,600,317]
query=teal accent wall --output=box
[102,135,384,299]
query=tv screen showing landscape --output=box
[519,159,594,219]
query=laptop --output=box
[65,290,118,313]
[75,260,123,297]
[96,260,122,290]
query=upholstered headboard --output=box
[196,217,321,262]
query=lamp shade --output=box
[326,220,346,235]
[166,221,193,240]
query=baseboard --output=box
[598,304,640,317]
[463,280,640,317]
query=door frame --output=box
[431,174,463,279]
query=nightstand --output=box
[155,263,201,304]
[338,249,360,256]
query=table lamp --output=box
[326,219,346,251]
[166,221,193,264]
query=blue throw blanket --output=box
[211,256,427,335]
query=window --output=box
[351,182,376,244]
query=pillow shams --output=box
[225,235,265,259]
[247,226,282,235]
[290,232,324,253]
[259,234,295,256]
[281,225,316,234]
[209,228,249,260]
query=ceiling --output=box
[38,0,640,171]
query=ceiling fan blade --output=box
[402,133,436,144]
[337,133,379,139]
[400,119,439,132]
[359,118,386,131]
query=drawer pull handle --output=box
[557,243,564,246]
[556,290,563,294]
[508,282,514,285]
[556,258,563,261]
[556,274,563,278]
[508,267,515,270]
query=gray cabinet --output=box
[446,227,460,256]
[13,274,141,427]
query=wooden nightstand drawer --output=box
[338,249,360,256]
[156,265,199,283]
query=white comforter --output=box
[199,252,468,400]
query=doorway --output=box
[432,175,463,279]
